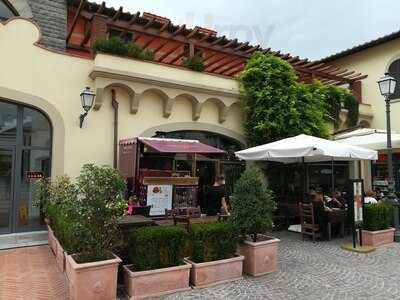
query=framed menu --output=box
[146,184,173,216]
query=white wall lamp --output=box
[79,87,96,128]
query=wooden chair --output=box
[173,207,201,231]
[299,202,320,242]
[165,208,178,219]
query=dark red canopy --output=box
[138,137,225,154]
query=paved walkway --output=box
[0,245,67,300]
[165,231,400,300]
[2,232,400,300]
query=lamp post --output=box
[377,73,400,242]
[79,87,96,128]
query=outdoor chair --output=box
[134,206,151,217]
[299,202,321,242]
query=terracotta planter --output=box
[362,228,395,247]
[47,225,57,255]
[54,237,66,272]
[239,236,280,276]
[184,256,244,288]
[123,262,191,299]
[66,253,121,300]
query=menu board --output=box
[146,184,173,216]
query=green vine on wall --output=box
[238,52,359,146]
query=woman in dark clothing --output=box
[205,176,230,216]
[312,191,330,239]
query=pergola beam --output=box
[67,0,86,42]
[157,44,182,62]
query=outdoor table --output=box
[118,215,155,228]
[154,215,228,227]
[326,209,346,240]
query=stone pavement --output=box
[0,245,67,300]
[163,231,400,300]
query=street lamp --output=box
[79,87,96,128]
[377,72,400,241]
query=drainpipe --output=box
[111,89,119,169]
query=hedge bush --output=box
[189,222,238,263]
[182,54,204,71]
[364,202,393,231]
[128,226,188,271]
[93,37,154,61]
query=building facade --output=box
[0,0,365,235]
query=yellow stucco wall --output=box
[0,18,244,178]
[328,38,400,130]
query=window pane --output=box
[389,59,400,100]
[0,0,15,20]
[23,107,51,147]
[0,101,17,144]
[17,149,51,231]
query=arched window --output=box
[388,59,400,100]
[0,0,17,20]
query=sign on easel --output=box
[349,179,365,248]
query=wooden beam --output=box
[142,36,157,49]
[339,71,356,77]
[287,56,300,63]
[132,34,141,43]
[198,33,211,43]
[129,12,140,25]
[207,57,234,72]
[172,25,186,36]
[96,1,105,14]
[186,27,199,39]
[204,55,226,68]
[111,7,123,22]
[152,40,170,55]
[245,45,260,54]
[157,44,182,62]
[67,0,86,42]
[160,20,170,32]
[224,63,245,76]
[203,52,218,62]
[308,63,326,70]
[80,23,92,46]
[144,18,155,29]
[169,49,185,64]
[291,58,308,66]
[234,42,249,51]
[262,47,271,54]
[211,36,225,45]
[222,39,237,48]
[214,58,242,74]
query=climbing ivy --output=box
[238,52,359,146]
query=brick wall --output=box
[28,0,67,50]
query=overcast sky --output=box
[94,0,400,60]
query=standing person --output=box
[205,175,230,216]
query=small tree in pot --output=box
[230,166,280,276]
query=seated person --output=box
[364,190,378,204]
[125,195,141,216]
[205,175,230,216]
[326,191,345,209]
[312,191,331,239]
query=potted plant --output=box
[34,176,79,271]
[123,226,191,299]
[362,202,394,247]
[63,164,126,300]
[184,222,244,288]
[230,166,280,277]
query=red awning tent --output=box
[119,137,225,154]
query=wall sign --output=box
[26,171,44,181]
[146,184,173,216]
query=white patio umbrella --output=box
[235,134,378,195]
[335,128,400,150]
[235,134,378,163]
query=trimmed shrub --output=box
[364,202,393,231]
[189,222,238,263]
[128,226,188,271]
[230,166,276,242]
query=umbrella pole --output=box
[302,157,306,201]
[331,158,335,195]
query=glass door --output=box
[0,147,15,234]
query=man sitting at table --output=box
[205,175,230,216]
[326,191,345,209]
[312,190,331,240]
